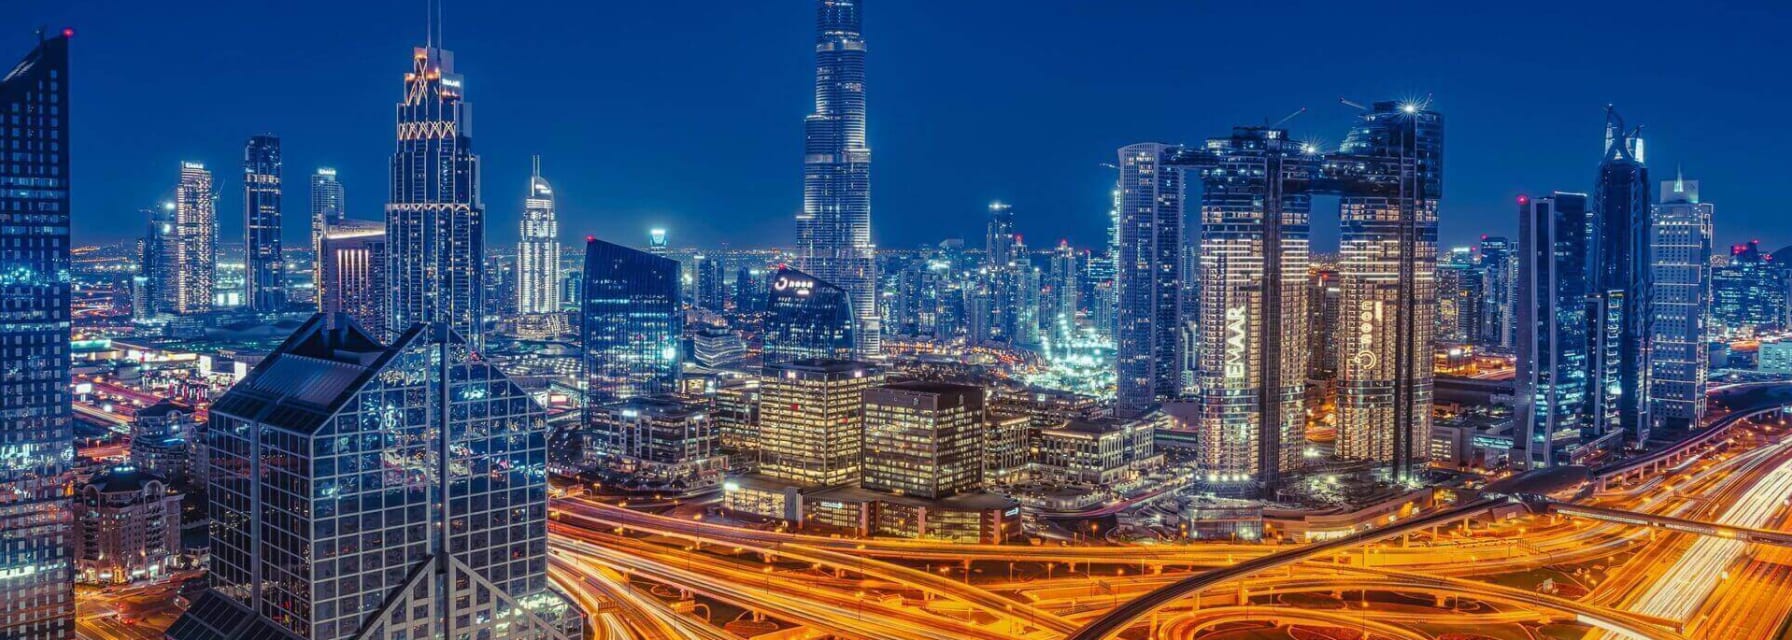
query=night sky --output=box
[8,1,1790,254]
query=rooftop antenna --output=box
[532,154,541,178]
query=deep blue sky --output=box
[9,1,1790,253]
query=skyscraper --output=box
[318,219,388,337]
[1332,101,1441,478]
[139,203,180,320]
[0,30,73,640]
[175,161,216,315]
[169,316,579,640]
[861,381,985,499]
[1046,240,1080,343]
[1647,174,1713,433]
[310,167,345,299]
[986,200,1016,268]
[762,266,856,366]
[581,237,683,403]
[1476,235,1515,349]
[516,156,561,315]
[1516,193,1594,470]
[386,42,484,347]
[1590,107,1652,446]
[1114,142,1183,417]
[243,134,285,311]
[757,359,884,487]
[1186,129,1310,487]
[797,0,878,358]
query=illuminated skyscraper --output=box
[1516,193,1593,469]
[1713,240,1788,335]
[861,381,985,499]
[140,203,180,319]
[1186,128,1310,487]
[318,219,387,337]
[797,0,878,358]
[986,200,1016,268]
[1046,240,1080,343]
[581,237,682,403]
[1591,107,1652,445]
[1332,101,1441,477]
[516,156,561,314]
[757,359,884,487]
[0,31,74,640]
[243,134,285,311]
[386,41,484,347]
[310,167,345,298]
[1647,174,1712,432]
[175,161,216,315]
[1114,142,1183,417]
[763,266,856,366]
[1476,235,1515,349]
[169,317,579,640]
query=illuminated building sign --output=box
[773,275,816,297]
[1224,306,1247,379]
[1352,300,1381,369]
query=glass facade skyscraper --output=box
[1647,175,1712,433]
[310,167,345,297]
[580,237,682,403]
[762,266,856,366]
[0,31,74,640]
[797,0,878,359]
[1114,142,1183,417]
[1476,235,1515,349]
[386,44,484,347]
[1590,107,1652,446]
[1712,240,1788,337]
[169,316,578,640]
[318,219,388,336]
[244,134,286,311]
[1516,193,1593,470]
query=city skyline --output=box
[11,1,1792,253]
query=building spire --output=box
[531,154,540,178]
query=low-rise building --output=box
[129,399,197,484]
[586,396,725,484]
[73,466,183,584]
[983,413,1030,486]
[1030,417,1161,485]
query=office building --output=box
[695,254,725,312]
[1437,261,1480,344]
[1030,417,1162,486]
[1308,267,1342,380]
[587,397,724,484]
[1516,193,1595,469]
[581,237,682,403]
[1114,142,1184,417]
[386,42,485,347]
[139,203,179,319]
[0,31,74,640]
[1477,235,1515,349]
[310,167,345,298]
[243,134,286,311]
[986,200,1017,268]
[168,316,579,640]
[129,400,198,484]
[1647,174,1713,433]
[762,266,855,365]
[174,161,216,315]
[1590,107,1652,445]
[983,413,1030,487]
[861,382,984,500]
[73,467,182,585]
[797,0,879,358]
[1713,240,1789,336]
[1046,241,1080,343]
[317,219,388,337]
[517,156,561,315]
[757,359,884,487]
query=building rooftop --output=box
[86,466,167,494]
[873,380,982,396]
[769,358,878,376]
[209,314,418,435]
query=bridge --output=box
[1593,382,1792,491]
[1547,502,1792,548]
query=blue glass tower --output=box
[762,266,856,366]
[1113,143,1182,418]
[798,0,879,358]
[1516,193,1593,469]
[0,30,74,640]
[386,42,483,347]
[1591,107,1652,446]
[243,134,286,311]
[581,237,683,403]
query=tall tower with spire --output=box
[516,155,560,315]
[798,0,879,358]
[1647,168,1712,433]
[1591,106,1653,447]
[385,7,484,347]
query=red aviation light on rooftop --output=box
[586,235,596,243]
[61,28,74,38]
[1517,195,1529,205]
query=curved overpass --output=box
[1596,382,1792,488]
[1150,605,1429,640]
